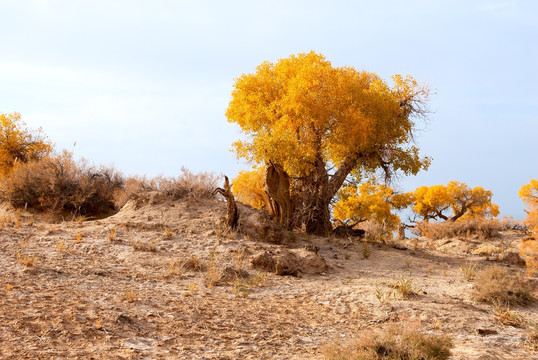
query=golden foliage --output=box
[226,52,431,179]
[333,182,412,231]
[518,180,538,275]
[0,112,52,176]
[411,181,499,222]
[519,179,538,235]
[232,166,266,209]
[520,239,537,276]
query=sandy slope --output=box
[0,196,536,359]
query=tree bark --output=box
[297,155,359,235]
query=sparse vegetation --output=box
[392,275,417,298]
[472,265,533,306]
[115,167,219,208]
[493,302,524,327]
[375,285,394,305]
[321,322,453,360]
[107,228,117,242]
[123,289,137,303]
[362,241,371,259]
[130,240,157,252]
[17,252,37,267]
[460,262,478,282]
[412,218,508,240]
[163,227,173,239]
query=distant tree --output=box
[519,179,538,234]
[518,179,538,275]
[232,167,267,210]
[411,181,499,222]
[226,51,431,234]
[333,182,413,232]
[0,112,53,176]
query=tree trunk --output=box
[303,195,333,235]
[296,154,353,235]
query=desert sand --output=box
[0,194,536,359]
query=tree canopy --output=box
[333,182,413,232]
[226,52,431,234]
[410,181,499,222]
[519,179,538,234]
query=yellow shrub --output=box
[333,182,410,232]
[0,112,52,177]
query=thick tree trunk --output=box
[303,196,333,235]
[296,155,358,235]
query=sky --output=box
[0,0,537,219]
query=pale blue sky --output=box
[0,0,536,219]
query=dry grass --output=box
[321,322,453,360]
[391,275,417,298]
[107,228,117,242]
[493,302,525,327]
[412,218,520,240]
[17,252,37,267]
[472,265,533,306]
[460,262,478,282]
[130,240,157,252]
[115,167,219,208]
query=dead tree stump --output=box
[212,176,239,230]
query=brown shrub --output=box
[472,265,533,306]
[412,218,516,240]
[0,150,124,217]
[321,322,453,360]
[114,167,218,208]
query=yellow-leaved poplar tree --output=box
[333,182,414,232]
[226,52,431,234]
[519,179,538,275]
[0,112,53,176]
[232,167,266,210]
[411,181,499,222]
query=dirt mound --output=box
[104,191,287,245]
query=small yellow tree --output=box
[411,181,499,222]
[519,179,538,275]
[333,182,413,232]
[232,167,267,209]
[0,112,53,176]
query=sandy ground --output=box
[0,196,536,359]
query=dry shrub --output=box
[115,167,219,207]
[472,265,533,306]
[520,238,538,276]
[0,151,123,217]
[412,218,511,240]
[321,322,453,360]
[362,220,393,242]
